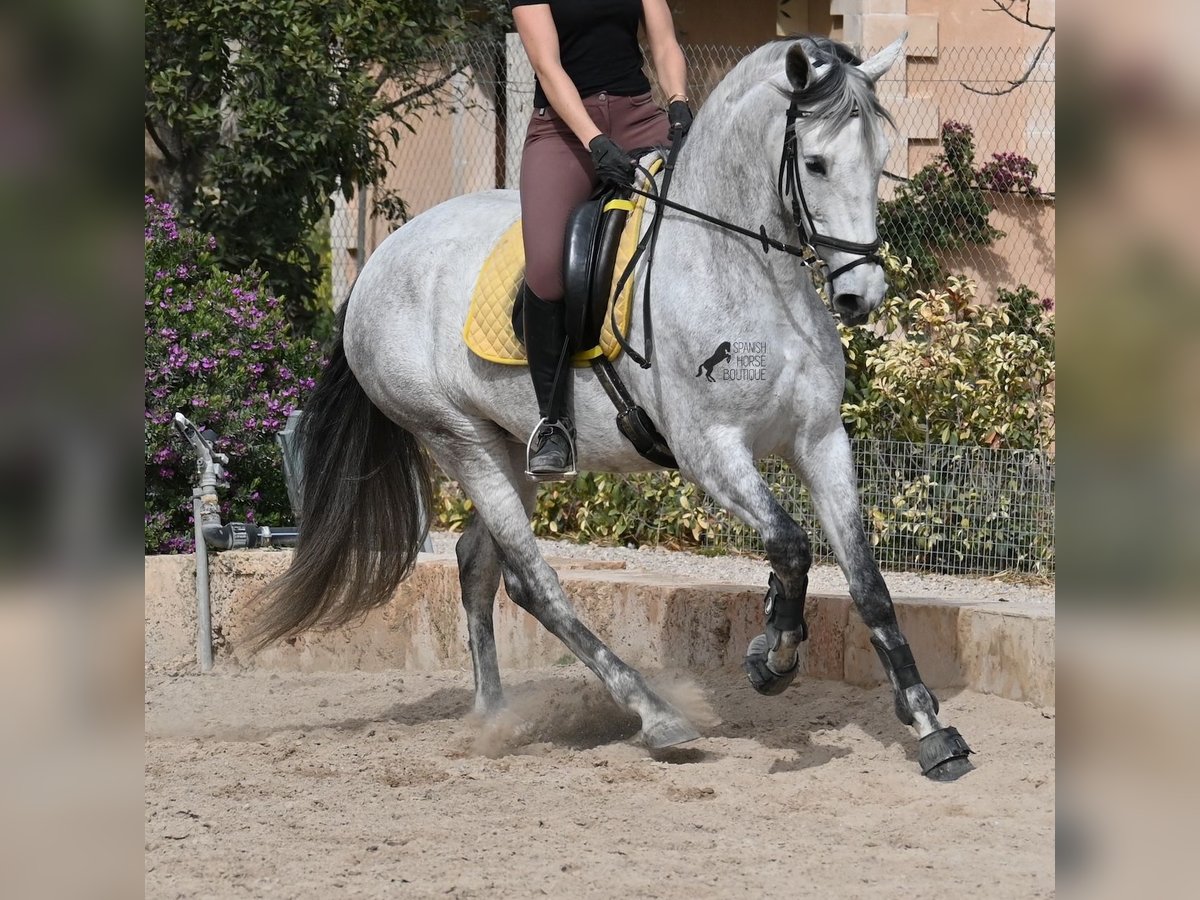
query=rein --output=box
[610,97,883,369]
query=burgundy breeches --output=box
[518,91,670,301]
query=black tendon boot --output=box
[523,287,577,480]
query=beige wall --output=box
[671,0,779,45]
[670,0,837,44]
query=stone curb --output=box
[145,551,1054,706]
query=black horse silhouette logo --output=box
[695,341,732,382]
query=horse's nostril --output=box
[833,293,864,314]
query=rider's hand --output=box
[588,134,634,188]
[668,100,693,139]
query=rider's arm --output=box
[512,4,602,148]
[641,0,688,103]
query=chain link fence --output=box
[339,38,1055,577]
[704,439,1055,577]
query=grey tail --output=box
[248,303,432,650]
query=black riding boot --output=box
[522,286,577,480]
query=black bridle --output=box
[611,97,884,368]
[776,99,884,281]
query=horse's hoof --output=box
[640,717,701,750]
[919,726,973,781]
[743,633,799,696]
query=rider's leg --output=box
[519,105,600,479]
[522,285,576,477]
[608,91,671,151]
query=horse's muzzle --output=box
[833,292,871,326]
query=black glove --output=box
[588,134,634,188]
[668,100,693,139]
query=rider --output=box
[510,0,693,479]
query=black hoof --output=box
[925,754,975,782]
[918,726,973,781]
[744,633,799,696]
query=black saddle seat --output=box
[512,185,631,352]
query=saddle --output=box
[463,156,676,468]
[510,186,632,358]
[464,158,663,366]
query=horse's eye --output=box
[805,157,827,176]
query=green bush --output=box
[144,195,323,553]
[434,470,711,549]
[840,251,1055,451]
[879,120,1022,288]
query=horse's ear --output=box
[858,33,907,84]
[785,41,814,92]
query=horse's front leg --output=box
[792,426,974,781]
[680,439,814,695]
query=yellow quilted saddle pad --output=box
[464,160,662,367]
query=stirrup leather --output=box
[525,418,577,481]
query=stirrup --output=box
[524,418,577,482]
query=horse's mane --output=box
[734,36,895,155]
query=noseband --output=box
[777,99,883,282]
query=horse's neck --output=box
[662,127,825,332]
[670,124,780,237]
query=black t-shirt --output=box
[510,0,651,109]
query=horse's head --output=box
[777,35,905,324]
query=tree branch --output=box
[377,68,463,116]
[982,0,1056,31]
[145,115,176,165]
[961,1,1054,96]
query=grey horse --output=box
[253,35,973,781]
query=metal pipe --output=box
[200,521,299,550]
[173,411,431,673]
[192,493,213,672]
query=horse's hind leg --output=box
[434,433,699,750]
[793,428,973,781]
[455,448,537,716]
[456,517,506,715]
